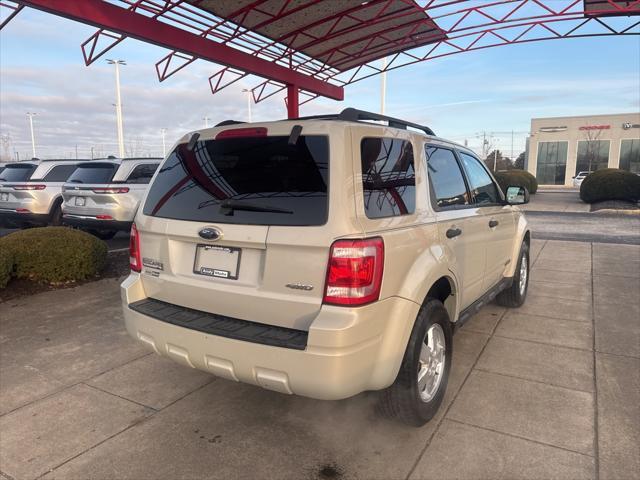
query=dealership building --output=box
[526,112,640,185]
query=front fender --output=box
[506,210,530,277]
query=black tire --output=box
[378,298,453,427]
[496,241,529,308]
[48,203,63,226]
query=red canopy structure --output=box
[3,0,640,118]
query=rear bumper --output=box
[0,209,49,227]
[62,214,131,231]
[121,273,419,400]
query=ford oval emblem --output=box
[198,227,222,241]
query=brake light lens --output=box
[323,237,384,306]
[13,184,45,190]
[92,187,129,194]
[215,127,267,139]
[129,223,142,272]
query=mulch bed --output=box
[0,250,130,303]
[590,200,640,212]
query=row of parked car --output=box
[0,157,161,238]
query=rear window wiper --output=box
[219,199,293,216]
[69,179,84,183]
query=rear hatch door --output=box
[62,162,121,214]
[137,129,334,330]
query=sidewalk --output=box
[521,190,590,213]
[1,240,638,480]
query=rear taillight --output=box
[323,237,384,306]
[129,223,142,272]
[92,187,129,194]
[15,208,31,214]
[96,214,113,220]
[13,184,45,190]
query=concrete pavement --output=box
[0,240,638,480]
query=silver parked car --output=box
[0,159,88,228]
[61,157,161,237]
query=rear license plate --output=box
[193,244,241,280]
[75,196,86,206]
[0,193,8,202]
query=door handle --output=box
[446,227,462,239]
[489,219,499,228]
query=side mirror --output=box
[505,185,529,205]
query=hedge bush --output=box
[0,248,13,289]
[0,227,107,285]
[580,168,640,204]
[494,169,538,194]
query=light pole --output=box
[161,128,167,156]
[26,112,37,158]
[107,59,126,158]
[242,89,253,123]
[380,57,387,115]
[202,116,210,128]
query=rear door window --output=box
[426,146,470,209]
[39,164,78,182]
[125,163,159,184]
[143,135,329,226]
[458,152,501,205]
[0,164,37,182]
[361,138,415,218]
[66,163,118,184]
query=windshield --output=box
[143,135,329,226]
[66,163,118,184]
[0,164,37,182]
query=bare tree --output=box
[0,134,12,162]
[581,128,603,172]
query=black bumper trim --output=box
[129,298,308,350]
[62,215,131,231]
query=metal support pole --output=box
[286,84,299,119]
[380,57,387,115]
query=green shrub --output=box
[494,169,538,195]
[0,247,14,289]
[0,227,107,284]
[580,168,640,204]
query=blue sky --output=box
[1,6,638,160]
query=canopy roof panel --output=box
[190,0,446,72]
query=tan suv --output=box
[121,108,530,426]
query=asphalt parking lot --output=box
[1,238,638,480]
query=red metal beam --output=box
[286,84,299,119]
[18,0,344,101]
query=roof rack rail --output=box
[337,108,435,136]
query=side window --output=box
[361,137,415,219]
[126,163,159,184]
[426,146,469,209]
[41,165,77,182]
[458,152,501,205]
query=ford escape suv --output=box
[61,157,161,237]
[0,159,87,228]
[121,108,530,426]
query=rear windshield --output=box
[66,163,118,184]
[143,135,329,226]
[0,164,37,182]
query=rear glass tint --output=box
[0,164,37,182]
[361,138,415,218]
[143,135,329,226]
[38,164,78,182]
[66,163,117,184]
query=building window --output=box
[536,141,568,185]
[576,140,610,174]
[620,139,640,174]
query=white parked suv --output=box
[121,109,531,426]
[0,159,91,228]
[61,157,161,238]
